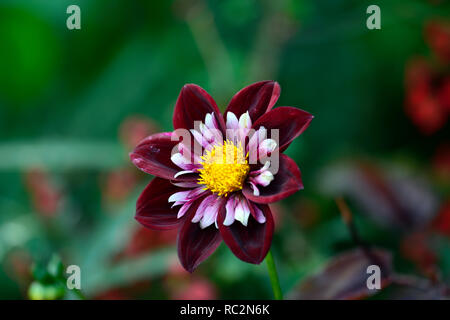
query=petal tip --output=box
[134,214,145,227]
[182,83,194,89]
[183,264,196,273]
[182,83,203,93]
[129,153,142,168]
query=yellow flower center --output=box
[197,140,250,197]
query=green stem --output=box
[265,249,283,300]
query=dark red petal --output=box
[177,198,223,272]
[225,81,280,123]
[219,201,274,264]
[135,178,185,230]
[252,106,313,152]
[130,132,196,181]
[243,154,303,204]
[173,84,225,132]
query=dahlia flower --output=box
[130,81,313,272]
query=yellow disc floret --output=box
[197,140,250,197]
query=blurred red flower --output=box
[400,232,438,277]
[119,115,159,150]
[101,168,138,205]
[425,20,450,64]
[164,257,217,300]
[437,77,450,111]
[432,200,450,236]
[121,226,177,259]
[24,169,62,218]
[172,278,217,300]
[404,58,448,134]
[94,280,153,300]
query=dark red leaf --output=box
[288,248,393,300]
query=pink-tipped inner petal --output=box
[223,195,237,226]
[253,170,274,187]
[177,201,193,219]
[226,112,239,130]
[248,181,260,196]
[168,190,191,203]
[192,194,216,223]
[238,111,252,129]
[234,196,251,226]
[250,202,266,224]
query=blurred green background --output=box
[0,0,449,299]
